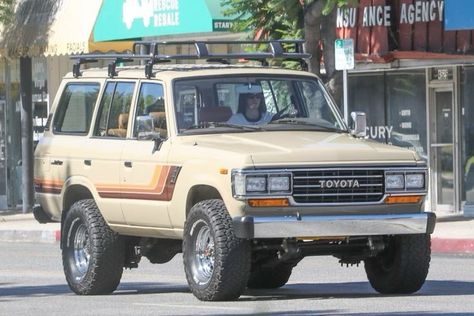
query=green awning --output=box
[93,0,241,42]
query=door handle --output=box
[124,161,132,168]
[84,160,91,166]
[51,160,63,165]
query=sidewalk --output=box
[0,211,473,254]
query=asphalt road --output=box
[1,242,473,316]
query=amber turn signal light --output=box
[385,195,423,204]
[248,198,290,207]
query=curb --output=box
[431,237,474,254]
[0,229,473,254]
[0,229,61,243]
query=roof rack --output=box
[70,40,311,78]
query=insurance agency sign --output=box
[336,0,444,28]
[335,0,474,56]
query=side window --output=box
[53,83,100,134]
[94,82,135,138]
[133,83,167,139]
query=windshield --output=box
[173,75,347,134]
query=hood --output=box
[190,131,418,167]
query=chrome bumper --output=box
[233,212,436,239]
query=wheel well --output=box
[63,185,94,214]
[186,185,222,217]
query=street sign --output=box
[445,0,474,31]
[335,38,354,70]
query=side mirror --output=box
[152,134,165,153]
[351,111,367,138]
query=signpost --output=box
[335,38,354,125]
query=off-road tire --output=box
[247,263,293,289]
[62,199,125,295]
[364,234,431,294]
[183,199,251,301]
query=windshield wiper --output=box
[212,122,263,131]
[267,119,347,133]
[182,122,263,133]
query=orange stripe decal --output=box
[97,165,181,201]
[34,178,63,194]
[34,165,181,201]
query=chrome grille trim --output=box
[293,175,383,179]
[292,169,384,204]
[232,166,428,204]
[293,192,383,197]
[293,183,383,188]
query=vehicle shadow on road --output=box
[115,282,190,295]
[0,282,190,298]
[0,280,472,302]
[0,284,71,298]
[240,280,474,301]
[201,311,470,316]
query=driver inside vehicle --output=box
[228,90,273,125]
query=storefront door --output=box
[429,86,459,213]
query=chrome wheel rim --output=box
[192,222,215,285]
[71,220,90,280]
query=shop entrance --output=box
[429,85,459,213]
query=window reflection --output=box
[348,71,427,160]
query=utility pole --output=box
[20,57,33,214]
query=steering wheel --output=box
[271,108,290,121]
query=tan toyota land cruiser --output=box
[34,40,436,301]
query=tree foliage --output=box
[224,0,357,97]
[0,0,15,25]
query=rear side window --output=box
[53,83,100,134]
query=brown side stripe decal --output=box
[34,165,181,201]
[34,178,63,195]
[97,165,181,201]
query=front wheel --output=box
[364,234,431,294]
[62,199,125,295]
[183,199,251,301]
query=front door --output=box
[429,87,458,213]
[120,81,174,230]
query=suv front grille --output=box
[292,169,384,204]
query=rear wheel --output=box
[183,199,251,301]
[364,234,431,294]
[62,199,125,295]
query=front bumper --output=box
[233,212,436,239]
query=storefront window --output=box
[32,57,48,145]
[386,71,427,159]
[0,59,22,207]
[348,70,427,160]
[461,67,474,210]
[348,73,385,140]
